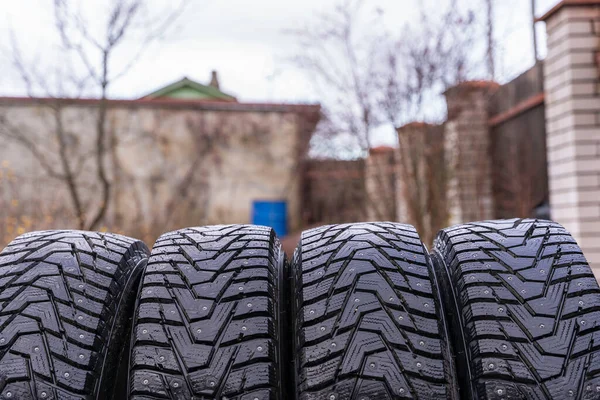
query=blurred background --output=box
[0,0,598,273]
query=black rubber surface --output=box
[433,219,600,400]
[291,222,458,400]
[128,225,286,399]
[0,230,149,399]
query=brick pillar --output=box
[396,123,430,225]
[540,1,600,271]
[365,146,397,221]
[396,122,446,245]
[443,81,498,225]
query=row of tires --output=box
[0,219,598,399]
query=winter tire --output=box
[128,225,287,399]
[291,223,458,400]
[433,219,600,399]
[0,230,149,399]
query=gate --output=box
[252,200,288,237]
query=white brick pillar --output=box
[443,81,498,224]
[540,1,600,272]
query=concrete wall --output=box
[0,99,319,244]
[541,1,600,272]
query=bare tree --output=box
[0,0,187,230]
[291,0,479,225]
[290,0,384,154]
[380,0,478,127]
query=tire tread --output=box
[128,225,283,400]
[0,230,148,399]
[292,222,457,400]
[434,218,600,399]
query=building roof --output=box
[369,146,396,155]
[0,96,320,114]
[140,76,237,102]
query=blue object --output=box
[252,201,288,237]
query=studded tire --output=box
[432,219,600,400]
[0,230,149,399]
[291,222,459,400]
[128,225,287,400]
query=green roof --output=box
[141,77,237,102]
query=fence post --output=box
[539,1,600,272]
[443,81,498,225]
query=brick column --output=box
[396,122,446,245]
[540,1,600,271]
[443,81,498,224]
[365,146,397,221]
[396,123,430,225]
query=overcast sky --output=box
[0,0,561,150]
[1,0,561,104]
